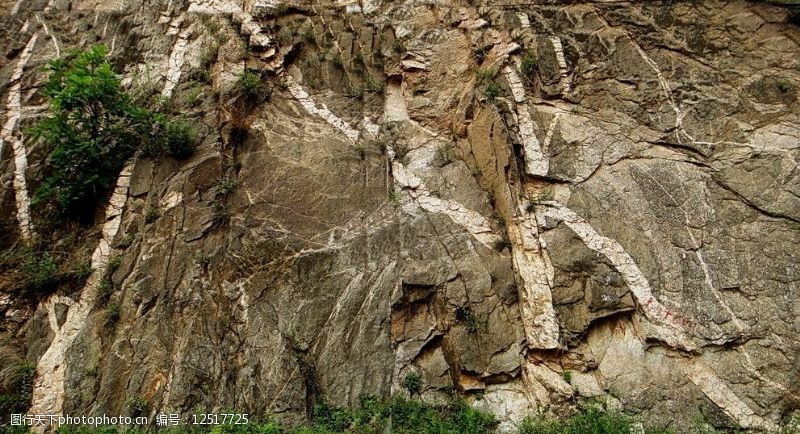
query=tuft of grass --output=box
[365,76,385,93]
[22,252,58,292]
[145,207,161,224]
[388,188,401,204]
[777,78,793,93]
[0,363,36,416]
[97,277,114,309]
[536,187,555,202]
[235,71,271,102]
[484,81,501,100]
[562,371,572,384]
[346,85,365,99]
[70,261,94,282]
[107,255,122,276]
[104,303,120,327]
[214,178,239,197]
[456,306,479,333]
[521,51,538,77]
[126,396,149,417]
[402,372,423,397]
[476,68,498,85]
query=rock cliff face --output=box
[1,0,799,431]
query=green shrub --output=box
[456,306,479,333]
[521,51,538,77]
[329,52,344,68]
[104,303,121,327]
[518,407,635,434]
[214,178,239,197]
[484,82,501,100]
[402,372,422,397]
[126,396,148,417]
[777,78,793,93]
[32,45,198,218]
[235,71,271,102]
[70,261,94,282]
[163,119,198,159]
[22,252,58,292]
[145,207,161,224]
[562,371,572,384]
[346,85,365,99]
[476,68,498,85]
[97,278,113,305]
[107,255,122,275]
[305,396,496,434]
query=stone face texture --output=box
[0,0,799,431]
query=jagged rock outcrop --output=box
[1,0,798,432]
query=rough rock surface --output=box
[1,0,799,432]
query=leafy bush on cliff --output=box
[32,45,197,219]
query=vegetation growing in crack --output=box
[234,71,272,103]
[32,45,199,220]
[477,68,502,101]
[104,302,121,327]
[456,306,480,333]
[520,51,538,77]
[125,396,149,417]
[145,207,161,224]
[402,372,423,397]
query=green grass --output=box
[0,362,36,418]
[484,82,501,100]
[235,71,271,102]
[456,306,480,333]
[145,208,161,224]
[104,303,121,327]
[22,252,58,292]
[519,407,638,434]
[520,52,537,77]
[40,398,494,434]
[402,373,422,397]
[214,178,239,197]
